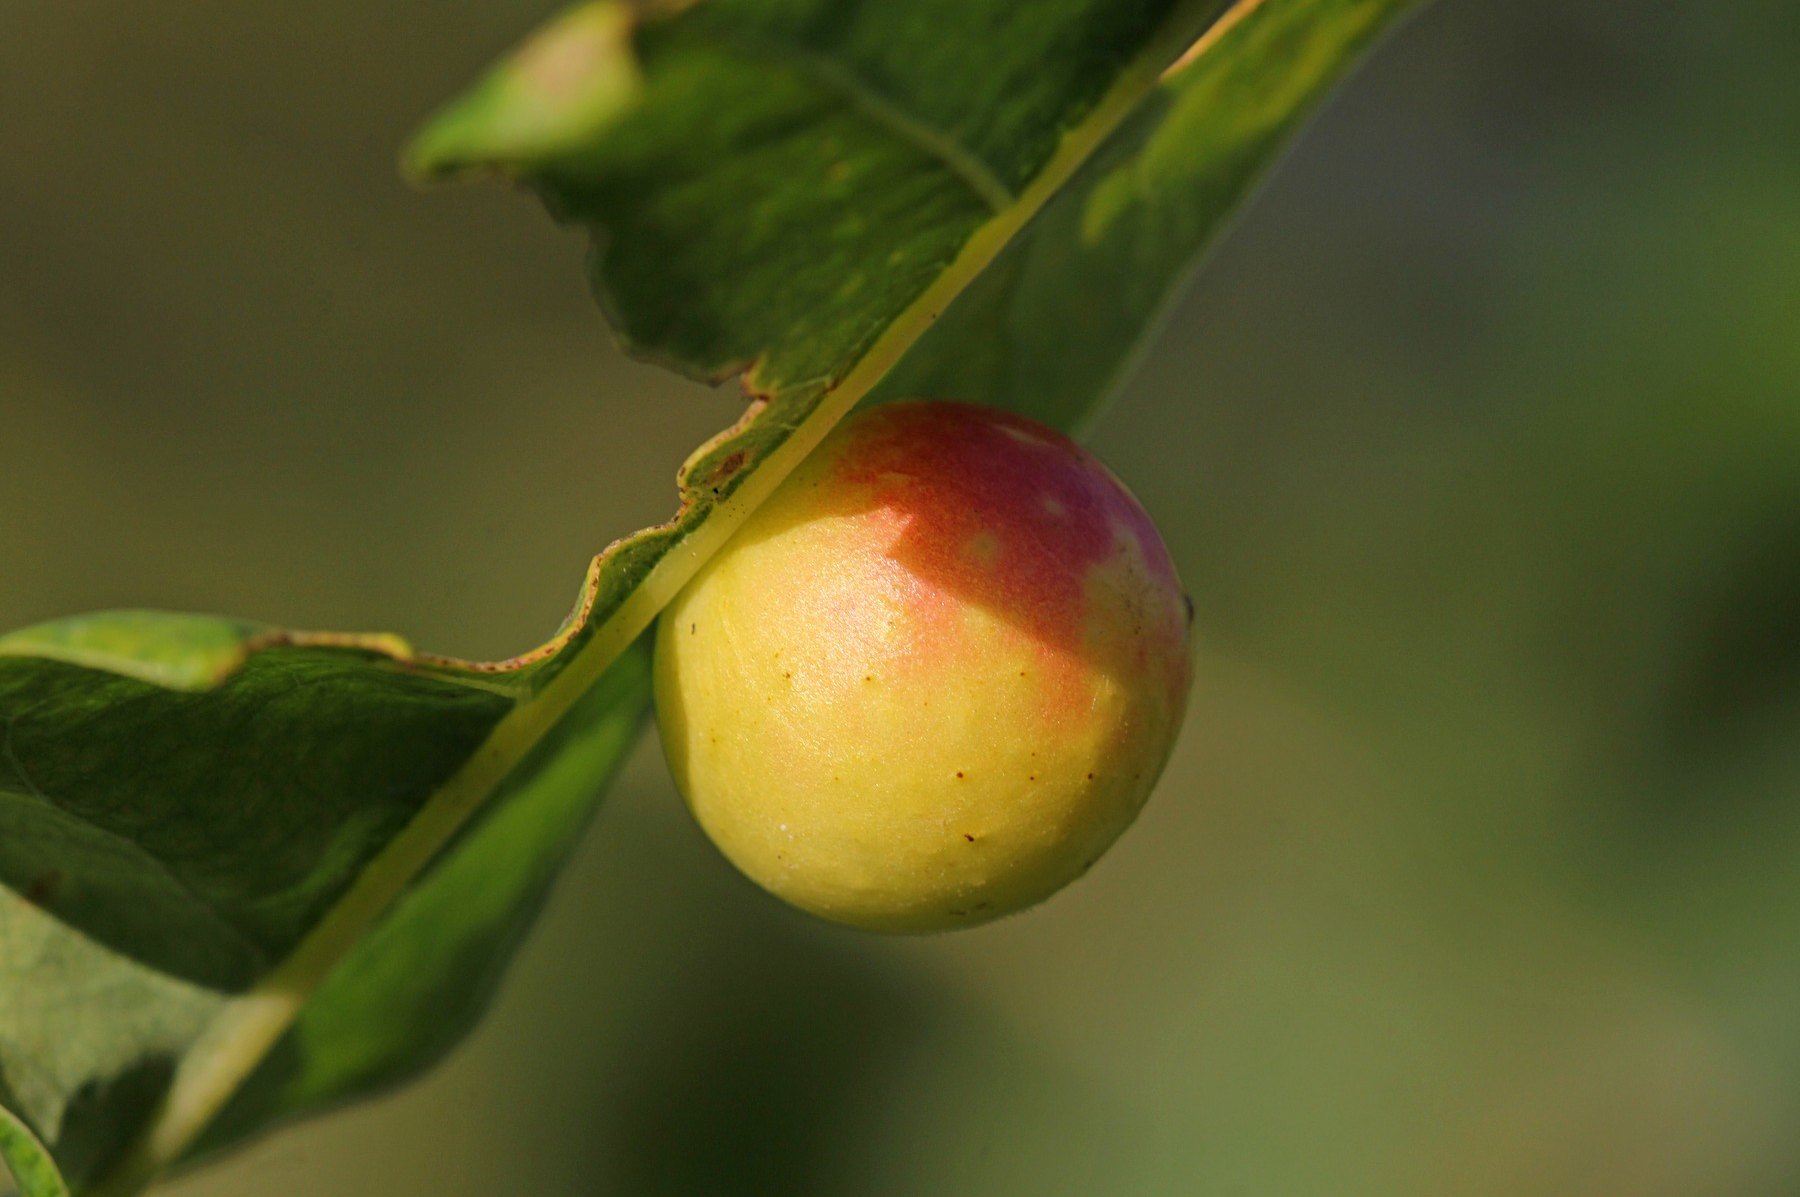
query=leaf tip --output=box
[403,1,643,183]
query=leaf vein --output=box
[708,29,1017,214]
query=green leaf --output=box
[0,1107,70,1197]
[187,641,651,1164]
[2,2,1416,1194]
[0,612,649,1197]
[872,0,1423,432]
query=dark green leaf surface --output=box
[873,0,1422,432]
[0,613,648,1197]
[188,644,650,1163]
[2,3,1413,1193]
[0,614,504,1192]
[411,0,1231,391]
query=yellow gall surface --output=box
[654,400,1193,931]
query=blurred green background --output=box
[6,1,1800,1194]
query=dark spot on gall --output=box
[962,833,975,842]
[1184,592,1196,626]
[955,771,965,779]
